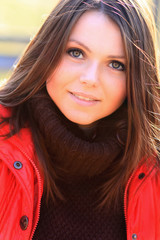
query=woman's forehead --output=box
[68,10,126,58]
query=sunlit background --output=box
[0,0,59,82]
[0,0,159,83]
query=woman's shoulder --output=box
[126,156,160,202]
[125,157,160,238]
[0,104,36,169]
[0,106,43,238]
[0,104,11,117]
[0,104,43,198]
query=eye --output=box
[67,48,84,59]
[109,61,125,71]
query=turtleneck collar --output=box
[29,89,127,178]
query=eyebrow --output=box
[68,39,91,52]
[68,39,126,59]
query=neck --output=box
[78,122,98,140]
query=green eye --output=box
[72,50,81,57]
[67,48,83,59]
[110,61,125,71]
[113,62,121,68]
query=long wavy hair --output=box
[0,0,159,208]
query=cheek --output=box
[117,83,126,102]
[46,62,66,91]
[47,58,69,82]
[118,79,126,97]
[46,73,60,101]
[104,80,126,114]
[103,76,126,100]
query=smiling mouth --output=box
[70,92,99,102]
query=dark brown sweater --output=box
[31,93,127,239]
[33,174,126,240]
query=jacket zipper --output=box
[30,161,42,240]
[123,162,152,239]
[123,167,138,239]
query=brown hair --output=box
[0,0,159,208]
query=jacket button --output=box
[132,233,137,239]
[13,161,23,170]
[138,172,145,179]
[20,216,29,230]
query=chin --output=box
[70,117,99,128]
[65,114,95,126]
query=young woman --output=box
[0,0,159,239]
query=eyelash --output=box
[67,48,125,71]
[67,48,84,59]
[109,61,125,71]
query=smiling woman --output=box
[0,0,160,240]
[46,11,126,126]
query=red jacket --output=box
[0,106,160,240]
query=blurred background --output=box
[0,0,59,83]
[0,0,160,83]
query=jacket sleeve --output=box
[126,163,160,240]
[0,141,35,240]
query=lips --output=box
[70,91,99,101]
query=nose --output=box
[79,62,99,87]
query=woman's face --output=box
[46,10,127,126]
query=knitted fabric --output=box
[28,89,127,177]
[33,175,127,240]
[30,89,127,239]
